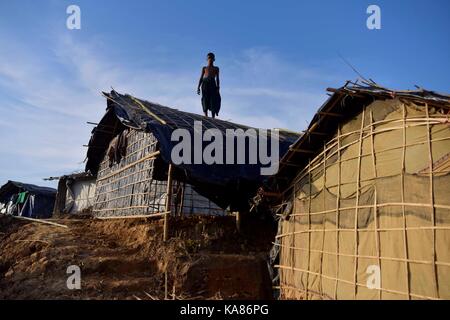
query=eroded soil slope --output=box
[0,214,274,300]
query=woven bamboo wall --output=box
[93,129,165,217]
[275,99,450,300]
[93,129,225,217]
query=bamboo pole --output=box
[333,125,341,299]
[290,180,296,289]
[96,151,160,182]
[164,163,173,242]
[277,202,450,218]
[426,103,439,299]
[130,96,167,125]
[235,212,241,233]
[353,107,365,299]
[400,103,411,299]
[275,225,450,238]
[179,182,185,217]
[272,241,450,267]
[370,110,382,300]
[95,212,168,220]
[275,265,441,300]
[319,144,327,295]
[12,216,68,229]
[305,159,312,299]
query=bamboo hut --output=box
[264,83,450,300]
[85,90,299,219]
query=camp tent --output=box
[0,181,56,219]
[85,90,300,218]
[265,83,450,300]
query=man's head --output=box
[207,52,215,63]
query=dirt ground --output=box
[0,214,275,300]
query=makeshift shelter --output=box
[52,173,97,215]
[0,181,56,219]
[266,83,450,300]
[85,90,299,218]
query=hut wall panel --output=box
[93,130,167,217]
[276,99,450,300]
[93,129,226,217]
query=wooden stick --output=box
[164,164,173,242]
[164,271,169,300]
[179,182,185,217]
[318,144,327,295]
[276,225,450,238]
[12,216,68,229]
[275,268,440,300]
[334,125,341,300]
[426,103,440,299]
[272,241,450,267]
[305,159,312,299]
[143,291,159,300]
[95,212,167,220]
[96,151,160,182]
[400,103,411,299]
[130,96,167,125]
[353,107,365,299]
[279,202,450,218]
[370,110,382,300]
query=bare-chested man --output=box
[197,52,221,118]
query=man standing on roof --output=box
[197,52,221,118]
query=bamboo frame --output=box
[278,202,450,218]
[275,101,450,300]
[96,151,160,182]
[283,120,450,196]
[272,242,450,267]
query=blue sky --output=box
[0,0,449,188]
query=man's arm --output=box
[197,67,205,95]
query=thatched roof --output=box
[85,90,300,210]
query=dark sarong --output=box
[201,77,221,116]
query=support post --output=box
[235,212,241,233]
[164,163,173,241]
